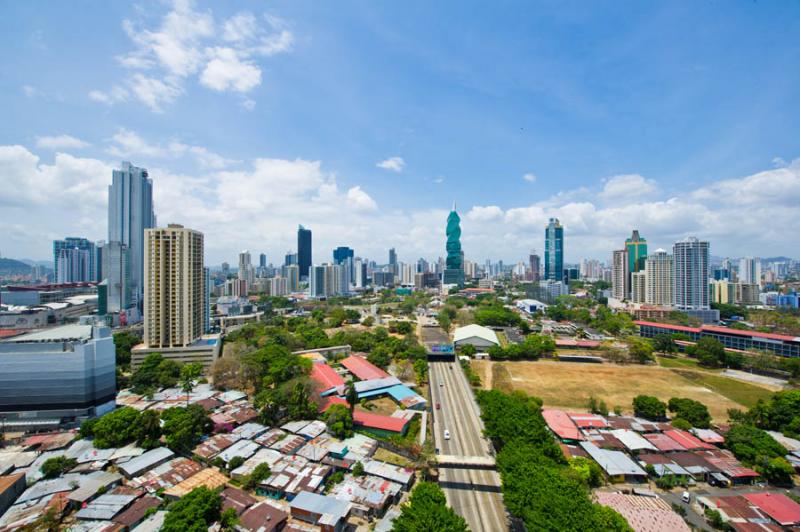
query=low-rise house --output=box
[663,429,716,451]
[221,486,258,516]
[596,492,690,532]
[75,493,138,521]
[217,439,261,464]
[310,362,346,397]
[193,433,241,461]
[118,448,174,479]
[290,491,351,532]
[67,471,123,507]
[609,429,658,453]
[238,500,289,532]
[270,434,307,455]
[579,442,647,483]
[128,457,204,494]
[353,411,409,437]
[163,468,228,499]
[297,420,328,440]
[0,473,26,517]
[258,462,331,500]
[255,428,287,448]
[542,409,583,442]
[231,448,284,480]
[232,422,269,440]
[361,460,414,488]
[328,474,402,518]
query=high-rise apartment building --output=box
[739,257,761,286]
[53,237,99,282]
[108,162,156,310]
[284,264,300,292]
[388,248,398,274]
[238,250,255,286]
[612,249,628,300]
[143,225,204,348]
[544,218,564,282]
[102,241,131,313]
[297,226,312,281]
[309,265,327,298]
[631,271,647,303]
[645,249,674,306]
[625,230,648,297]
[673,237,710,311]
[529,251,541,282]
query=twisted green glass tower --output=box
[442,203,465,286]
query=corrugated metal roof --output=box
[579,442,646,477]
[341,355,390,380]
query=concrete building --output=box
[544,218,564,282]
[0,323,116,429]
[143,225,204,349]
[101,240,131,313]
[453,324,500,350]
[739,257,761,286]
[108,162,156,311]
[529,251,541,282]
[238,250,255,287]
[612,249,628,301]
[625,230,648,298]
[673,237,710,311]
[631,271,647,304]
[53,238,98,283]
[298,226,312,281]
[645,249,673,306]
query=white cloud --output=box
[200,48,261,93]
[598,174,658,201]
[523,172,537,183]
[21,85,43,98]
[467,205,504,222]
[89,0,295,112]
[377,156,405,172]
[2,141,798,266]
[36,135,91,150]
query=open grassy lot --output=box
[471,359,774,421]
[656,355,701,369]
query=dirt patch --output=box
[491,360,750,421]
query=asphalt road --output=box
[430,360,507,532]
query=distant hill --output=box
[762,256,794,263]
[0,258,33,275]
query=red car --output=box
[436,403,441,410]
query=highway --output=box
[429,360,507,532]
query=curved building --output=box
[442,203,464,287]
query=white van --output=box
[444,430,451,440]
[681,491,691,503]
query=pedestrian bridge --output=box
[437,455,497,469]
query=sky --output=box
[1,0,799,266]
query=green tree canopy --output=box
[391,482,468,532]
[632,395,667,421]
[162,486,222,532]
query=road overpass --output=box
[430,360,507,532]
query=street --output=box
[429,360,507,532]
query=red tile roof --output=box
[643,433,687,452]
[744,493,800,526]
[310,362,345,391]
[568,413,608,429]
[542,409,583,441]
[353,410,409,433]
[635,321,800,343]
[663,429,716,450]
[634,321,702,334]
[319,396,348,413]
[341,355,389,381]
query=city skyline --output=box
[1,1,799,263]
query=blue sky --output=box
[1,0,799,264]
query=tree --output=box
[113,331,140,368]
[367,345,392,369]
[227,456,246,471]
[652,334,677,354]
[668,397,711,429]
[286,381,317,421]
[131,353,181,394]
[180,363,204,404]
[687,337,727,368]
[345,381,358,416]
[244,463,272,490]
[725,423,787,465]
[210,355,246,392]
[671,418,692,431]
[91,407,141,448]
[459,344,477,357]
[362,316,375,327]
[758,456,794,485]
[40,456,78,479]
[632,395,667,421]
[627,337,655,364]
[135,409,163,449]
[161,404,212,454]
[220,507,239,531]
[569,457,603,488]
[391,482,469,532]
[352,461,365,477]
[161,486,221,532]
[324,404,354,438]
[413,358,428,384]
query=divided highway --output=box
[429,360,507,531]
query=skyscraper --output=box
[442,203,464,286]
[297,225,312,280]
[55,247,91,283]
[259,253,267,269]
[333,246,354,264]
[108,162,156,310]
[529,250,541,282]
[625,230,648,297]
[143,224,204,348]
[388,248,398,274]
[53,237,99,282]
[673,237,710,311]
[102,241,131,313]
[645,249,674,306]
[238,250,254,286]
[739,257,761,286]
[544,218,564,282]
[611,249,628,300]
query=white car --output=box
[439,380,444,387]
[444,430,451,440]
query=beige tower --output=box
[143,224,204,348]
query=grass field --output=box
[471,359,775,421]
[657,356,701,369]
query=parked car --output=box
[444,429,451,440]
[436,403,441,410]
[681,491,691,503]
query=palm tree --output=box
[346,380,358,416]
